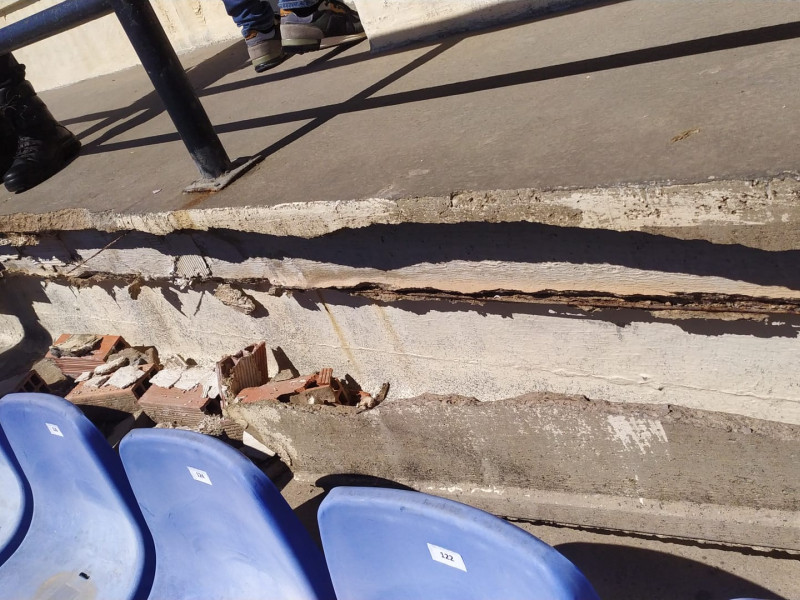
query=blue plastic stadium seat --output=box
[119,428,336,600]
[318,487,601,600]
[0,426,29,565]
[0,393,154,600]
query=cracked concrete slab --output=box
[2,179,800,252]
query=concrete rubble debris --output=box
[49,333,102,358]
[107,346,158,367]
[163,354,193,369]
[356,383,390,411]
[30,358,73,396]
[213,283,257,315]
[104,365,144,389]
[46,334,128,378]
[149,367,183,389]
[75,371,92,383]
[152,415,244,440]
[84,374,110,389]
[93,355,129,376]
[66,355,156,416]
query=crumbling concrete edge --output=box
[2,176,800,250]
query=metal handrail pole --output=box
[109,0,231,179]
[0,0,113,55]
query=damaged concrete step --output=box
[227,391,800,551]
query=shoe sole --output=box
[282,31,366,53]
[4,137,81,194]
[252,52,286,73]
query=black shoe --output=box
[280,0,366,54]
[0,80,81,193]
[3,126,81,193]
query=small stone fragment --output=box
[93,355,129,376]
[32,358,68,386]
[75,371,92,383]
[103,366,142,389]
[84,374,110,389]
[51,334,101,357]
[213,284,257,315]
[174,368,211,392]
[149,368,184,389]
[164,355,192,369]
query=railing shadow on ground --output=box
[60,0,630,140]
[72,16,800,168]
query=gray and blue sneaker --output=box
[245,20,285,73]
[280,0,366,54]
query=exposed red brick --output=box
[66,363,154,414]
[216,342,268,403]
[138,384,217,426]
[237,374,316,404]
[47,334,127,378]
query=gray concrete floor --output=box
[1,0,799,217]
[282,478,800,600]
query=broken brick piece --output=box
[47,334,128,378]
[317,367,333,386]
[290,384,342,406]
[216,342,268,404]
[236,374,316,405]
[13,370,49,394]
[138,384,219,429]
[66,363,155,416]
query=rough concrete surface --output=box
[3,277,800,425]
[358,0,599,52]
[4,217,800,306]
[229,391,800,549]
[0,0,798,244]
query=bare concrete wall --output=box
[1,273,799,425]
[5,0,241,91]
[356,0,599,51]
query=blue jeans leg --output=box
[278,0,319,10]
[222,0,276,35]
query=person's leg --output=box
[278,0,365,53]
[0,53,80,193]
[223,0,276,34]
[0,55,21,175]
[222,0,284,73]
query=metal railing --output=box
[0,0,233,183]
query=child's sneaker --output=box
[245,23,285,73]
[280,0,366,54]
